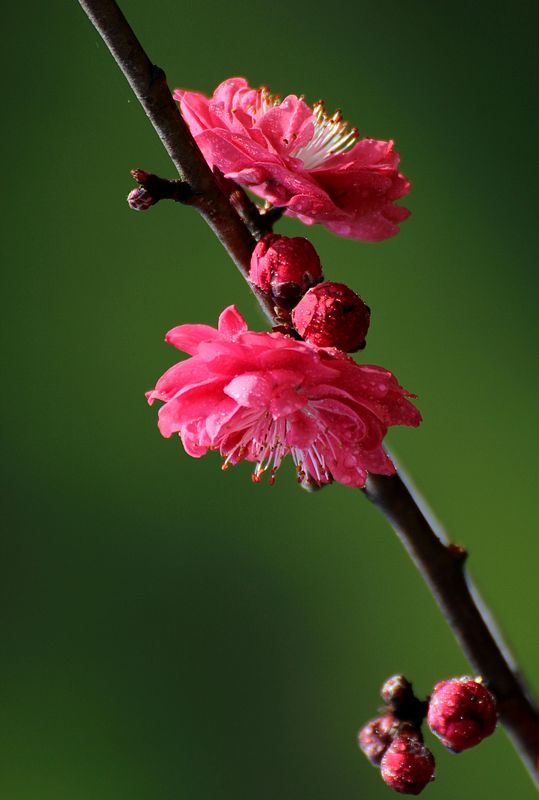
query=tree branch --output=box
[78,0,539,784]
[79,0,283,328]
[363,470,539,781]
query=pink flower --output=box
[146,306,421,488]
[173,78,411,242]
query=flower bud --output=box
[127,186,157,211]
[358,714,422,766]
[249,234,323,304]
[381,735,435,795]
[381,675,414,707]
[291,281,370,352]
[427,677,497,752]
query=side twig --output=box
[78,0,539,784]
[128,169,192,210]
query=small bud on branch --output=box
[427,677,497,753]
[128,169,193,211]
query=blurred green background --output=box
[2,0,538,797]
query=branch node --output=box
[447,543,468,564]
[149,63,166,87]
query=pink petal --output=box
[205,399,242,443]
[197,340,251,376]
[165,323,220,354]
[218,305,248,339]
[194,129,280,175]
[157,380,225,437]
[180,420,210,457]
[174,90,216,136]
[224,373,272,408]
[212,77,249,108]
[147,357,211,403]
[286,411,320,448]
[270,386,306,419]
[256,95,314,155]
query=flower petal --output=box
[165,323,220,354]
[224,373,272,408]
[218,305,248,339]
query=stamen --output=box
[258,86,281,114]
[293,100,359,169]
[247,87,358,169]
[217,401,337,486]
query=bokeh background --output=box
[2,1,538,797]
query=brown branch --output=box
[78,0,539,784]
[212,169,277,240]
[127,169,192,210]
[78,0,284,328]
[364,470,539,782]
[260,205,285,229]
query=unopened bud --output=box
[127,186,157,211]
[291,281,370,352]
[427,677,497,753]
[249,234,323,305]
[358,714,422,766]
[382,675,414,707]
[381,735,435,795]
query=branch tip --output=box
[128,168,194,209]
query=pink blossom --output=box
[147,306,421,488]
[173,78,410,242]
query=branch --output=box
[78,0,539,784]
[127,169,192,209]
[78,0,283,328]
[212,169,278,241]
[364,470,539,782]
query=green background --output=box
[3,1,538,797]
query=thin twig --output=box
[129,167,276,240]
[127,170,192,210]
[212,169,276,240]
[260,206,285,228]
[78,0,539,783]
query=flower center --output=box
[221,407,339,486]
[293,100,359,169]
[249,89,359,169]
[249,86,282,116]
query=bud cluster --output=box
[248,234,371,352]
[357,674,497,795]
